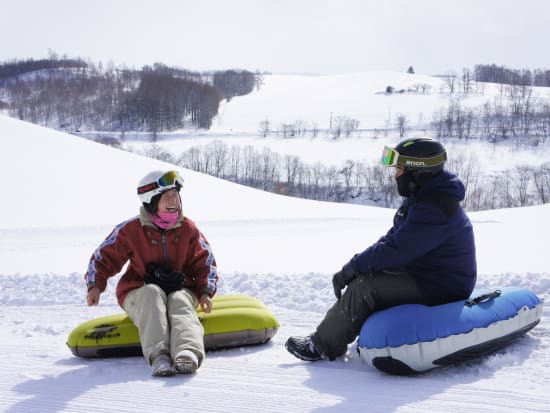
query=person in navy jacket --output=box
[286,137,477,361]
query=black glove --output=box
[144,263,186,295]
[332,256,360,299]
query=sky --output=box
[2,0,550,75]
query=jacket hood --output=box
[415,170,465,202]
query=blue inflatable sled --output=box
[357,287,542,375]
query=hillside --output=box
[210,71,550,134]
[0,71,549,412]
[117,71,550,212]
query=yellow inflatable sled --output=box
[67,294,279,358]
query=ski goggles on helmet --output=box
[157,170,183,188]
[137,171,184,203]
[381,146,400,167]
[380,145,447,169]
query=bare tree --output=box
[462,68,475,94]
[279,123,295,138]
[143,143,175,163]
[443,71,458,95]
[395,113,408,137]
[258,119,270,137]
[511,166,532,206]
[178,146,202,171]
[531,163,550,203]
[207,140,228,178]
[310,122,319,138]
[331,116,359,138]
[260,148,279,190]
[284,155,302,191]
[340,160,355,196]
[293,119,307,136]
[228,145,242,183]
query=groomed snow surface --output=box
[1,72,550,413]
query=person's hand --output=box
[199,294,212,313]
[332,258,360,299]
[87,287,101,306]
[332,272,347,299]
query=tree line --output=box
[429,90,550,145]
[4,57,550,211]
[256,85,550,146]
[253,64,550,144]
[474,63,550,87]
[0,56,87,82]
[0,56,261,132]
[136,140,550,212]
[389,64,550,145]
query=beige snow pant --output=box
[122,284,204,366]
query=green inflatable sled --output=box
[67,294,279,358]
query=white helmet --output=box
[137,170,184,204]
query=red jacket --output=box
[85,208,218,307]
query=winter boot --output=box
[174,349,199,374]
[151,354,176,377]
[285,336,324,361]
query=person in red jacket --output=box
[85,170,218,377]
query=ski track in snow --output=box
[1,272,549,413]
[3,69,550,412]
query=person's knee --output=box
[143,283,166,296]
[346,276,377,308]
[168,288,197,308]
[123,284,165,313]
[138,284,168,306]
[362,271,424,309]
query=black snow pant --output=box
[311,271,427,360]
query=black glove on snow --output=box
[332,256,360,299]
[144,263,186,295]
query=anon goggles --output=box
[137,171,184,203]
[380,145,447,168]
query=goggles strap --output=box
[137,182,160,195]
[398,151,447,168]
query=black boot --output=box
[285,336,324,361]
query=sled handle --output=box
[464,290,502,307]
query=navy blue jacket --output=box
[354,170,477,305]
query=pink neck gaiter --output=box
[149,211,180,229]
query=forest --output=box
[2,57,550,211]
[0,56,261,131]
[137,139,550,212]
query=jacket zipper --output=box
[161,231,169,266]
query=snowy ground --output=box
[1,73,550,412]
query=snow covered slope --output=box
[0,114,549,412]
